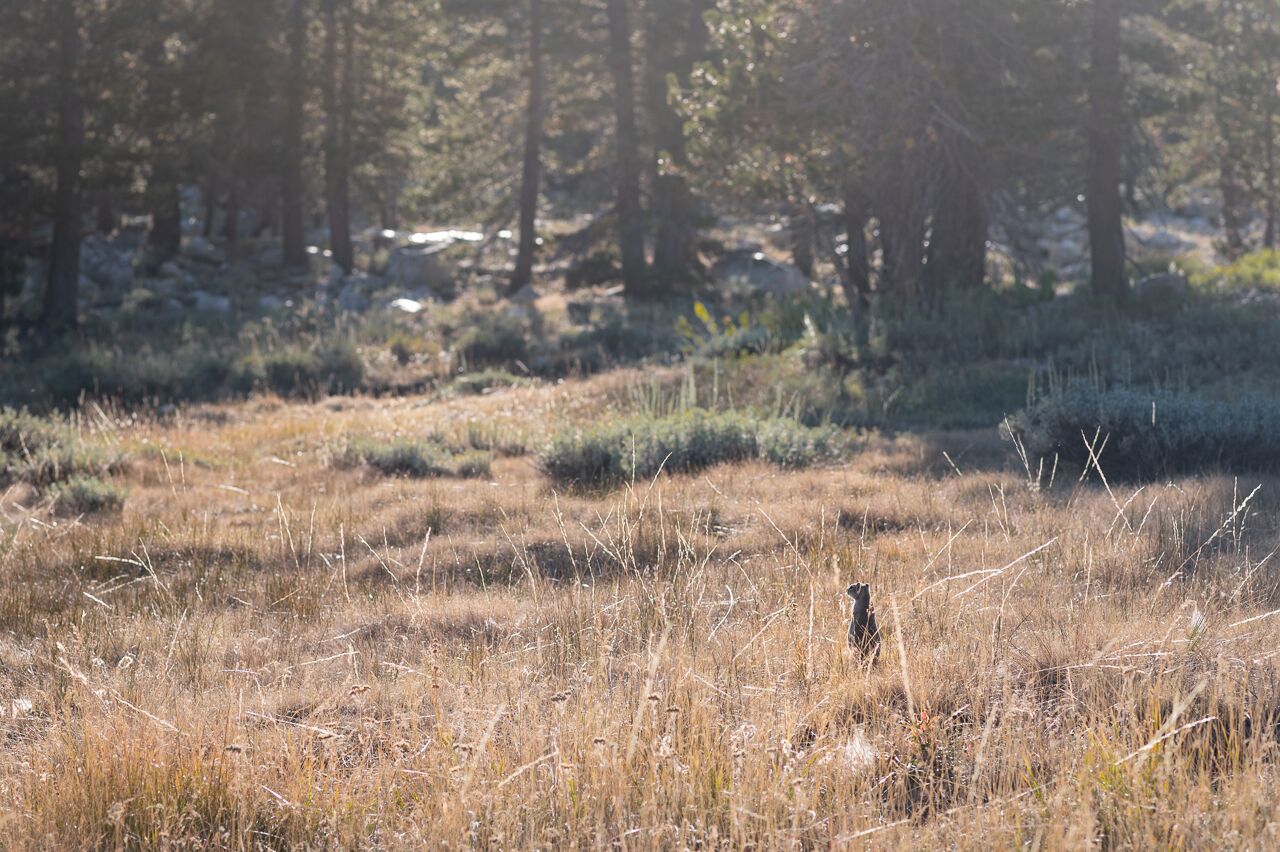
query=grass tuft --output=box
[340,435,493,479]
[540,409,839,485]
[50,475,126,515]
[0,407,120,489]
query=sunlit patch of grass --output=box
[1,369,1279,848]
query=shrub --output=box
[246,340,365,399]
[1,337,365,408]
[1011,385,1280,479]
[51,475,126,515]
[1194,250,1280,292]
[559,315,674,370]
[541,409,838,485]
[429,421,529,458]
[0,408,118,488]
[452,313,529,368]
[340,436,492,479]
[18,346,235,407]
[387,332,437,366]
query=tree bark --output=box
[788,209,815,278]
[1086,0,1128,305]
[645,0,711,289]
[1264,52,1278,250]
[877,150,928,310]
[96,188,117,235]
[511,0,545,295]
[925,151,988,296]
[225,179,241,263]
[880,204,927,310]
[606,0,649,298]
[1211,86,1249,260]
[281,0,308,269]
[323,0,355,275]
[842,189,871,310]
[147,155,183,260]
[45,0,84,330]
[202,178,217,239]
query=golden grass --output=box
[1,372,1278,849]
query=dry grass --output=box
[1,371,1278,849]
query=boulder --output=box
[509,283,539,304]
[190,290,232,314]
[253,246,284,268]
[327,263,346,289]
[385,243,454,294]
[1135,272,1189,309]
[1143,230,1190,252]
[338,285,369,313]
[158,261,195,289]
[77,275,102,305]
[389,298,425,314]
[80,233,135,290]
[183,236,225,265]
[710,250,810,296]
[148,277,179,297]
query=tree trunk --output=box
[147,156,183,260]
[842,189,871,310]
[606,0,649,298]
[1213,98,1248,259]
[788,209,815,278]
[646,0,711,289]
[281,0,308,269]
[202,178,217,239]
[1264,54,1278,250]
[45,0,84,330]
[380,176,400,231]
[323,0,355,275]
[881,204,927,311]
[925,152,988,296]
[1086,0,1128,305]
[225,180,241,263]
[95,188,116,235]
[877,151,928,310]
[511,0,545,295]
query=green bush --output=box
[540,409,838,485]
[559,314,676,370]
[50,475,126,515]
[1194,250,1280,292]
[10,346,235,408]
[1,337,365,408]
[249,340,366,399]
[340,435,492,479]
[1011,385,1280,479]
[0,408,118,488]
[453,313,529,368]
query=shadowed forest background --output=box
[1,0,1278,422]
[2,1,1280,849]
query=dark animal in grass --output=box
[846,582,882,660]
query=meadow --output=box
[1,351,1278,849]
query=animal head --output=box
[846,583,871,609]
